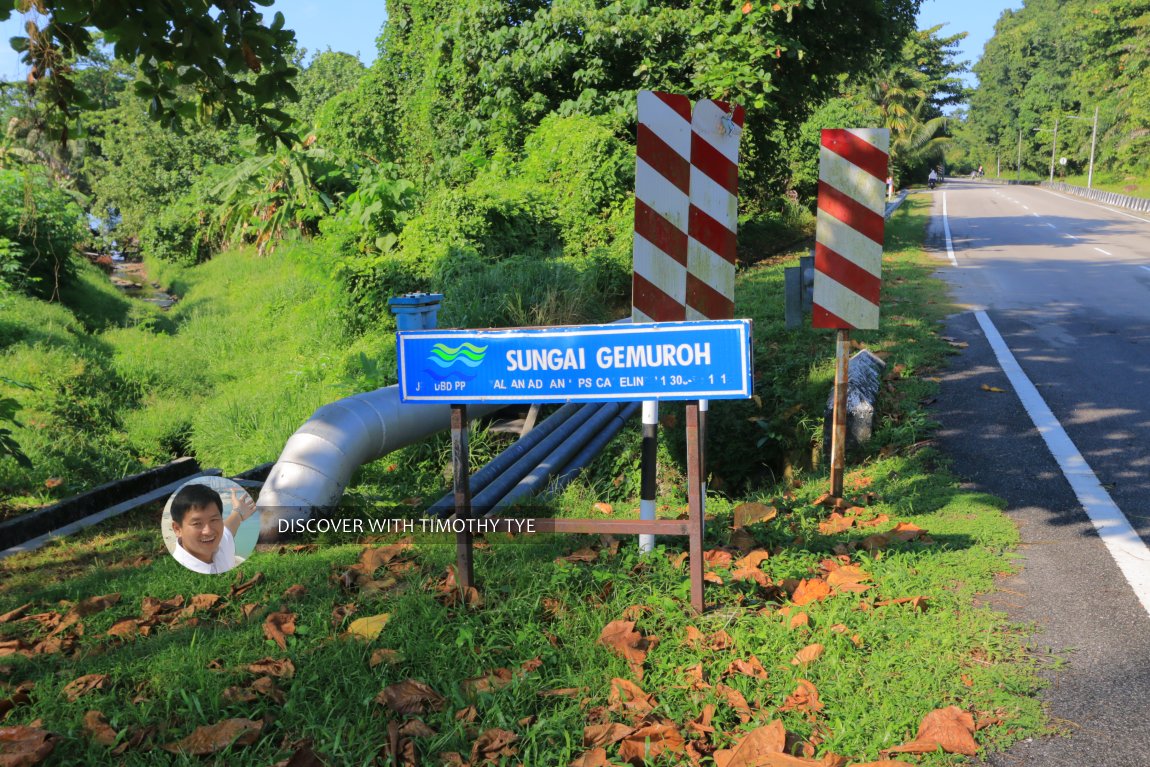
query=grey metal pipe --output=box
[256,386,500,540]
[491,402,627,511]
[425,403,580,517]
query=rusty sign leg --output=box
[451,404,474,591]
[830,329,851,498]
[698,399,708,542]
[686,402,705,614]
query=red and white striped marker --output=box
[632,91,744,323]
[812,128,890,330]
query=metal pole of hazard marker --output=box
[639,400,658,554]
[811,128,890,498]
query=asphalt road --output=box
[922,179,1150,767]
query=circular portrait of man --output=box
[161,477,260,574]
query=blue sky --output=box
[2,2,1018,94]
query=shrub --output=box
[0,168,87,299]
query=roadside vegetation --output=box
[0,197,1051,765]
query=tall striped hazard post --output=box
[811,128,890,497]
[631,90,745,553]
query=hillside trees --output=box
[969,0,1150,180]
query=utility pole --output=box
[1088,105,1099,189]
[1017,127,1023,181]
[1048,117,1059,183]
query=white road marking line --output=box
[1095,247,1113,256]
[1140,266,1150,273]
[1031,212,1041,217]
[1064,234,1079,239]
[1022,204,1030,210]
[1044,223,1056,228]
[942,192,958,266]
[975,310,1150,618]
[1035,186,1150,224]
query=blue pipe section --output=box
[492,402,631,511]
[550,401,640,492]
[430,403,605,516]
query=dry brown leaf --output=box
[712,720,786,767]
[733,502,778,528]
[825,566,871,589]
[538,687,583,698]
[886,706,978,756]
[849,762,916,766]
[618,722,685,764]
[707,630,736,651]
[583,722,635,748]
[857,514,890,529]
[250,676,285,704]
[62,673,109,702]
[470,728,519,765]
[282,585,307,600]
[725,657,769,680]
[818,514,855,535]
[270,743,327,767]
[888,523,930,543]
[82,710,117,747]
[247,658,295,678]
[791,643,825,667]
[0,603,32,624]
[609,678,657,717]
[875,596,928,612]
[263,611,296,650]
[597,620,656,668]
[779,679,823,717]
[704,549,734,569]
[344,613,390,641]
[593,502,614,515]
[330,603,356,629]
[71,594,119,618]
[687,703,716,736]
[0,681,33,719]
[462,668,515,696]
[792,578,831,606]
[162,718,262,755]
[398,719,437,738]
[369,648,400,668]
[788,612,810,631]
[141,595,184,621]
[0,725,56,765]
[559,547,600,564]
[455,704,479,723]
[376,680,446,716]
[229,572,264,598]
[980,384,1007,393]
[715,684,753,723]
[570,746,613,767]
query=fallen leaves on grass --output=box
[888,523,931,543]
[471,728,519,765]
[712,720,785,767]
[731,551,771,587]
[0,725,57,765]
[263,612,297,650]
[229,572,265,598]
[724,657,769,680]
[733,502,778,528]
[369,649,400,668]
[874,596,928,612]
[779,680,823,718]
[0,681,33,719]
[62,673,109,702]
[792,578,831,606]
[818,514,855,535]
[594,502,614,515]
[824,565,872,593]
[684,626,736,651]
[608,678,657,719]
[376,680,446,716]
[618,720,685,764]
[344,613,390,641]
[247,658,295,678]
[82,711,117,747]
[715,684,753,723]
[791,644,825,667]
[583,722,634,748]
[559,548,600,564]
[434,567,484,609]
[0,603,31,624]
[598,620,658,678]
[162,718,263,755]
[885,706,978,757]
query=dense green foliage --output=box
[0,167,86,299]
[967,0,1150,181]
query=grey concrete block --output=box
[822,349,886,456]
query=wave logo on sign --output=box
[428,342,487,368]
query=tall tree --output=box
[1,0,300,148]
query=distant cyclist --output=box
[928,168,939,189]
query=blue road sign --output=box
[397,320,753,404]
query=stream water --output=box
[109,261,177,309]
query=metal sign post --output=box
[811,128,889,499]
[450,404,473,591]
[829,330,851,498]
[400,319,753,614]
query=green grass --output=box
[1060,172,1150,198]
[0,196,1051,765]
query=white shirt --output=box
[173,527,237,574]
